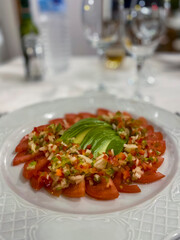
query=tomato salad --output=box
[13,109,166,200]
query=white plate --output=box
[0,94,180,240]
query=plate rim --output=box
[0,93,180,123]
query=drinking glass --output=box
[121,0,170,100]
[82,0,120,91]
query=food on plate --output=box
[13,109,166,200]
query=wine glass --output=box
[82,0,120,91]
[121,0,170,101]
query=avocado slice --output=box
[61,118,110,142]
[92,133,116,157]
[61,117,128,157]
[74,128,92,144]
[106,136,127,155]
[80,126,112,149]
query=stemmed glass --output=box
[82,0,120,91]
[121,0,170,101]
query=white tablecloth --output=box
[0,54,180,113]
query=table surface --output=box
[0,54,180,113]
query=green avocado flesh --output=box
[61,118,127,157]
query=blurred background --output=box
[0,0,179,64]
[0,0,180,113]
[0,0,95,64]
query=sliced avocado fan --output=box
[61,118,127,157]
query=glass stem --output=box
[96,48,106,91]
[134,57,145,99]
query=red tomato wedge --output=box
[78,112,97,119]
[96,108,113,116]
[146,125,154,134]
[13,151,44,166]
[49,118,66,127]
[147,132,163,141]
[45,187,61,197]
[30,173,53,190]
[113,171,122,187]
[122,111,132,118]
[152,157,164,169]
[34,124,49,133]
[86,178,119,200]
[62,180,85,198]
[23,162,35,179]
[135,171,165,184]
[138,117,148,127]
[23,156,49,179]
[30,176,43,190]
[65,113,80,126]
[113,172,141,193]
[118,184,141,193]
[15,135,29,153]
[147,140,166,155]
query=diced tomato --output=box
[122,170,130,180]
[65,113,80,126]
[56,168,63,177]
[135,171,165,184]
[139,148,145,155]
[15,135,29,153]
[147,140,166,155]
[117,119,124,129]
[23,156,49,179]
[116,152,126,160]
[62,180,85,198]
[13,151,44,166]
[131,149,137,156]
[96,108,113,116]
[108,156,119,167]
[86,144,92,150]
[141,162,152,171]
[138,117,148,127]
[86,178,119,200]
[78,112,97,119]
